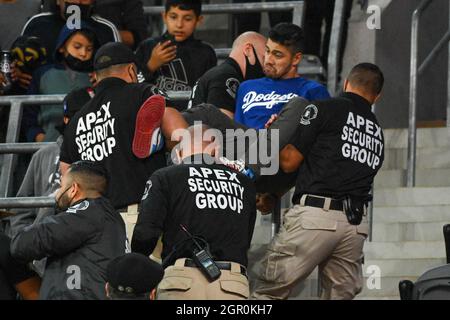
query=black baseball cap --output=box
[106,253,164,295]
[94,42,137,71]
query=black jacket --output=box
[135,34,217,110]
[21,12,120,64]
[10,197,127,300]
[94,0,148,49]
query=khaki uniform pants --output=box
[119,204,163,262]
[251,195,369,300]
[156,258,250,300]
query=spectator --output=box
[0,0,42,51]
[132,125,256,300]
[94,0,148,49]
[16,0,120,90]
[23,23,97,143]
[105,252,164,300]
[10,35,48,93]
[10,160,127,300]
[188,31,267,118]
[135,0,217,111]
[234,23,330,129]
[303,0,353,71]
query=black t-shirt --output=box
[60,78,166,209]
[135,34,217,110]
[131,154,257,267]
[291,92,385,203]
[188,57,243,113]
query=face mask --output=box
[55,185,74,213]
[63,3,93,21]
[244,45,265,80]
[64,53,93,72]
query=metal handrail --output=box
[327,0,346,96]
[0,92,192,198]
[407,0,450,187]
[0,197,55,208]
[143,1,305,28]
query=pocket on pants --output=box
[263,242,297,283]
[300,215,337,231]
[158,276,192,292]
[219,279,249,299]
[356,223,369,238]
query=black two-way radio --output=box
[180,224,222,282]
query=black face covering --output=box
[64,53,93,72]
[63,3,93,21]
[244,45,265,80]
[55,185,74,213]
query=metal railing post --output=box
[0,101,23,198]
[327,0,345,96]
[407,0,432,188]
[292,1,305,28]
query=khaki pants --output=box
[156,258,250,300]
[251,195,369,300]
[119,204,162,262]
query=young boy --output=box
[23,23,97,143]
[135,0,217,110]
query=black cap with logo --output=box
[94,42,137,71]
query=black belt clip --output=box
[342,196,365,225]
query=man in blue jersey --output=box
[234,23,330,129]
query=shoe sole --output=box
[132,95,166,159]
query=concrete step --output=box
[374,169,450,188]
[371,221,449,242]
[373,205,450,223]
[373,187,450,207]
[383,128,450,149]
[364,241,446,260]
[363,258,446,277]
[382,147,450,170]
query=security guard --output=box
[59,42,168,240]
[131,125,257,300]
[10,161,127,300]
[252,63,385,300]
[188,31,267,117]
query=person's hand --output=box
[147,41,177,73]
[89,72,97,87]
[35,133,45,142]
[11,61,32,90]
[256,193,278,215]
[264,114,278,129]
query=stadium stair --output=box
[248,127,450,299]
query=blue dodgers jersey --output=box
[234,77,330,129]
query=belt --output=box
[184,258,247,277]
[296,195,343,211]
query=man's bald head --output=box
[232,32,266,50]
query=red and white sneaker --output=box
[132,95,166,159]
